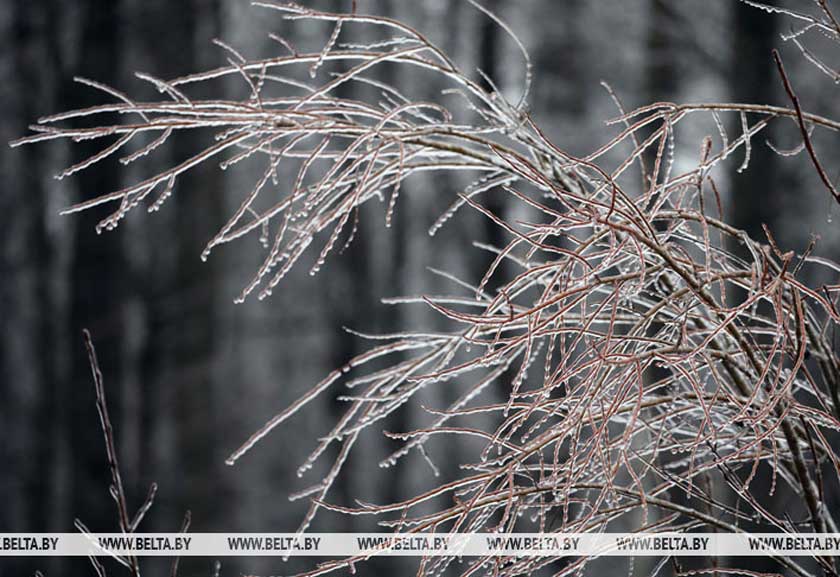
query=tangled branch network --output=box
[11,1,840,576]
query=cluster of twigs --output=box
[78,330,194,577]
[12,1,840,577]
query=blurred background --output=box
[1,0,838,575]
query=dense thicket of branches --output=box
[8,1,840,577]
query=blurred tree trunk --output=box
[644,0,678,188]
[121,0,225,544]
[533,0,583,123]
[167,0,225,534]
[634,3,682,572]
[66,0,127,536]
[1,2,66,575]
[475,0,508,287]
[323,43,380,532]
[727,5,780,575]
[121,0,180,537]
[729,1,779,242]
[646,0,678,102]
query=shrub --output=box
[12,2,840,576]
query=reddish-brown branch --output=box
[773,48,840,207]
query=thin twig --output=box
[83,329,140,577]
[773,48,840,206]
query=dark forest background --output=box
[1,1,839,575]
